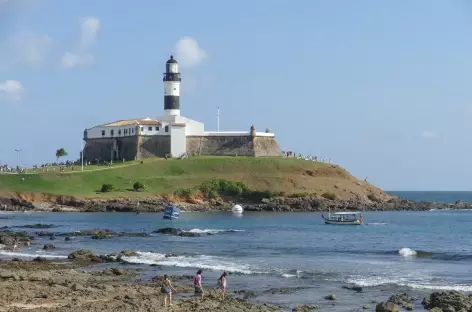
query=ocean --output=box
[1,191,472,311]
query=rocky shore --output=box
[1,194,471,213]
[0,256,470,312]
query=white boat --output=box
[232,204,243,214]
[322,210,363,225]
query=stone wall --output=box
[137,135,171,158]
[83,136,138,162]
[186,135,281,157]
[253,136,282,157]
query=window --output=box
[140,127,143,131]
[155,126,159,131]
[118,129,121,135]
[165,125,169,132]
[148,126,152,131]
[132,128,134,134]
[102,130,105,136]
[111,130,114,136]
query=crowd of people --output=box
[160,270,227,308]
[283,151,331,163]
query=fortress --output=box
[82,56,281,162]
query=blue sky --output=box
[1,0,472,191]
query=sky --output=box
[1,0,472,191]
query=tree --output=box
[56,148,68,162]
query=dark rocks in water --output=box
[342,285,363,292]
[0,230,30,246]
[33,256,48,262]
[165,253,178,258]
[67,249,115,263]
[422,291,472,312]
[65,237,71,241]
[376,301,399,312]
[49,236,56,240]
[292,305,320,311]
[324,294,336,301]
[233,289,257,299]
[42,244,56,250]
[91,234,113,240]
[388,293,413,310]
[59,229,150,239]
[119,250,138,257]
[117,232,151,237]
[35,231,56,237]
[154,228,201,237]
[17,224,55,229]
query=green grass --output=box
[0,156,355,199]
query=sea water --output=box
[0,192,471,310]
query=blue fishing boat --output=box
[163,205,180,220]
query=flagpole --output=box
[217,106,220,133]
[81,140,84,172]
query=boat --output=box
[163,205,180,220]
[321,210,363,225]
[231,204,243,214]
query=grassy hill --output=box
[0,157,388,201]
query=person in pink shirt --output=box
[193,269,204,300]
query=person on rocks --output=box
[194,269,204,300]
[160,275,176,308]
[218,272,228,298]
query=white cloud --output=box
[61,52,94,69]
[0,32,52,68]
[174,37,207,68]
[422,130,437,139]
[0,80,25,102]
[61,17,100,69]
[12,32,52,66]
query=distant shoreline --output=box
[1,194,471,213]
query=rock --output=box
[110,268,124,275]
[154,227,201,237]
[17,224,55,229]
[342,285,363,292]
[325,294,336,301]
[65,237,71,241]
[119,250,138,257]
[91,234,112,239]
[293,304,320,311]
[67,249,103,263]
[49,236,56,240]
[388,293,413,309]
[33,257,48,262]
[363,306,370,310]
[376,302,399,312]
[429,308,443,312]
[422,291,472,312]
[404,303,413,311]
[42,244,56,250]
[71,283,84,291]
[35,231,55,237]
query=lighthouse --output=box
[163,55,181,116]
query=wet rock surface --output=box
[422,291,472,312]
[2,194,472,213]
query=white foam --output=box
[121,251,261,275]
[398,248,417,257]
[347,276,472,292]
[367,222,388,226]
[186,228,245,235]
[0,250,67,259]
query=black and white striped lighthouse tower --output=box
[163,55,181,116]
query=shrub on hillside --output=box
[367,193,380,202]
[100,184,114,193]
[321,192,337,200]
[133,181,145,192]
[198,179,250,197]
[174,188,196,197]
[291,192,310,198]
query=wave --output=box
[347,276,472,292]
[186,228,245,235]
[0,250,67,259]
[366,222,388,226]
[120,251,262,275]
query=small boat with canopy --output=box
[321,210,363,225]
[163,204,180,220]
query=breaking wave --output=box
[346,276,472,292]
[185,229,246,235]
[120,251,261,275]
[0,250,67,259]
